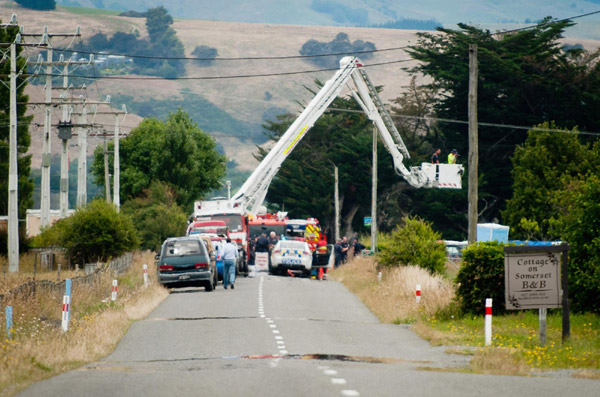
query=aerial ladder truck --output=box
[193,56,464,271]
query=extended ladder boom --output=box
[229,56,462,214]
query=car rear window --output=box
[164,240,204,257]
[279,241,307,250]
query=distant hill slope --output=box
[57,0,600,31]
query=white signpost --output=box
[504,244,570,343]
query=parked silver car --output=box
[156,237,217,291]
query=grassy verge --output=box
[330,256,600,378]
[0,251,168,396]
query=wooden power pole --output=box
[468,44,479,244]
[334,165,340,242]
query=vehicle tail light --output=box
[195,262,209,270]
[159,265,174,272]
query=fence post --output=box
[485,298,493,346]
[57,263,61,281]
[111,279,118,301]
[65,279,72,320]
[5,306,13,339]
[143,264,148,288]
[61,295,70,332]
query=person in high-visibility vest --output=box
[448,149,458,164]
[316,235,328,254]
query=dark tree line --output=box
[406,17,600,235]
[300,32,376,69]
[84,6,185,78]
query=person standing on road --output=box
[222,237,238,290]
[340,236,350,264]
[334,238,342,268]
[268,231,279,269]
[255,232,270,253]
[268,231,279,250]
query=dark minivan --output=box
[156,237,217,291]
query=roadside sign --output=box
[363,217,372,226]
[504,248,563,309]
[504,244,571,342]
[255,252,269,272]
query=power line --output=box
[39,44,411,61]
[486,10,600,37]
[328,108,600,136]
[17,58,414,81]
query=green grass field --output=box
[421,310,600,371]
[58,6,122,16]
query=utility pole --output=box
[468,44,479,244]
[103,137,111,203]
[21,26,81,226]
[76,99,87,207]
[41,30,52,227]
[371,123,377,253]
[334,165,340,242]
[112,106,127,211]
[59,57,70,218]
[226,180,231,200]
[7,30,20,272]
[113,112,120,210]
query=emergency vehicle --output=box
[193,56,464,272]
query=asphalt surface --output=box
[20,273,600,396]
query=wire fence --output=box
[0,252,134,307]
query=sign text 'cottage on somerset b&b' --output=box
[504,246,568,310]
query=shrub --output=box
[122,182,187,251]
[32,199,139,264]
[376,216,446,274]
[549,173,600,313]
[455,242,506,315]
[191,45,218,66]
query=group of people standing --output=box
[431,148,459,164]
[333,236,366,268]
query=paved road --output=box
[21,273,599,396]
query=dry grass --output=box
[572,369,600,380]
[470,348,530,376]
[0,252,81,295]
[329,256,455,324]
[0,251,168,396]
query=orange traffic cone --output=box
[318,267,324,280]
[288,269,295,277]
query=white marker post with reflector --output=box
[61,295,70,332]
[111,279,118,301]
[485,298,492,346]
[416,284,421,303]
[143,264,148,288]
